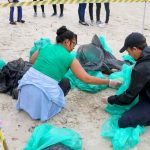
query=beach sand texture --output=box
[0,2,150,150]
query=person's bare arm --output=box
[30,50,39,64]
[70,58,110,85]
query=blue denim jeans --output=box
[78,3,86,22]
[9,0,22,22]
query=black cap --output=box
[119,32,147,53]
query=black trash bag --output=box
[76,34,128,74]
[0,58,31,98]
[43,143,73,150]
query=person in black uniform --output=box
[102,32,150,128]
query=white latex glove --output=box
[101,97,108,103]
[109,79,122,88]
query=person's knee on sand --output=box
[118,100,150,128]
[118,115,137,128]
[59,78,71,96]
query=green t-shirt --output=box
[33,44,75,81]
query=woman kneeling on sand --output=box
[16,26,121,121]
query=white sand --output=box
[0,2,150,150]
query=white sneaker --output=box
[98,23,108,28]
[34,12,37,17]
[96,20,103,25]
[90,20,94,26]
[42,12,46,18]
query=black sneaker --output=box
[79,20,89,26]
[51,12,57,16]
[10,21,16,25]
[59,13,63,17]
[17,20,25,23]
[42,12,46,18]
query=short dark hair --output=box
[56,26,77,43]
[133,42,147,50]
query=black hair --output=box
[56,26,77,43]
[136,43,147,50]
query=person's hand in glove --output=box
[109,79,122,88]
[101,97,108,103]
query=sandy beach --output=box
[0,2,150,150]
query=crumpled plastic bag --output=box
[101,115,145,150]
[29,38,51,59]
[0,59,6,70]
[65,51,108,93]
[43,143,74,150]
[24,124,82,150]
[122,55,136,64]
[101,64,145,150]
[99,35,112,54]
[65,69,108,93]
[109,64,134,94]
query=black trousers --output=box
[33,0,44,13]
[59,78,71,96]
[52,4,64,15]
[89,3,101,21]
[89,3,110,23]
[118,99,150,128]
[12,78,71,99]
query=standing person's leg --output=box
[104,2,110,24]
[80,3,86,22]
[59,4,64,17]
[89,3,93,23]
[78,4,82,22]
[59,78,71,96]
[9,7,16,24]
[17,6,25,23]
[33,0,37,17]
[52,4,57,16]
[118,99,150,128]
[78,3,88,25]
[96,3,101,24]
[40,0,45,17]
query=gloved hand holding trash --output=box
[109,79,122,88]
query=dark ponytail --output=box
[56,26,77,43]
